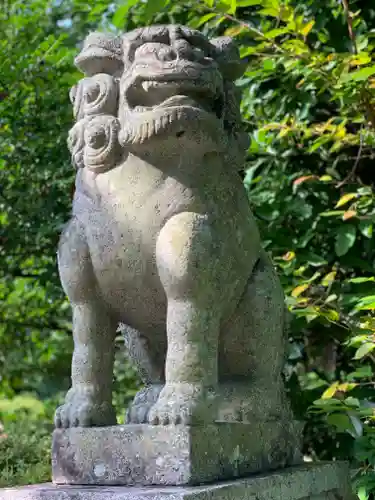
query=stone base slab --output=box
[0,463,356,500]
[52,422,301,486]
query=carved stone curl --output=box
[83,115,121,172]
[68,71,121,172]
[70,73,118,119]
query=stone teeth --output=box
[135,106,148,112]
[141,81,152,92]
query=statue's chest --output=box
[83,196,161,271]
[77,186,191,289]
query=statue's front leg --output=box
[148,212,220,425]
[54,218,117,428]
[54,301,118,428]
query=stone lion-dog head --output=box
[68,25,249,173]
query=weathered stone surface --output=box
[54,24,301,461]
[52,423,300,486]
[0,463,357,500]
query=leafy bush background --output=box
[1,0,375,497]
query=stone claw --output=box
[126,384,163,424]
[54,389,116,428]
[147,383,217,426]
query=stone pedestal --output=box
[0,463,357,500]
[51,423,300,486]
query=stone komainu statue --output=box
[56,24,301,466]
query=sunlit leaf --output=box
[341,65,375,82]
[319,175,333,182]
[322,309,340,322]
[354,342,375,360]
[347,277,375,283]
[224,25,246,36]
[349,52,372,66]
[282,251,295,261]
[263,59,276,71]
[343,210,357,220]
[263,27,290,39]
[321,271,336,287]
[359,220,373,238]
[259,7,279,17]
[337,383,357,393]
[300,20,315,37]
[293,175,318,186]
[322,382,340,399]
[357,486,369,500]
[236,0,262,4]
[291,284,309,297]
[193,12,217,27]
[335,193,358,208]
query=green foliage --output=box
[0,395,54,487]
[0,0,138,401]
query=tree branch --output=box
[337,126,364,187]
[341,0,358,54]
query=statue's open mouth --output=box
[125,79,224,119]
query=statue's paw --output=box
[54,391,117,428]
[126,384,163,424]
[148,383,217,426]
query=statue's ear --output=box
[75,32,123,77]
[210,36,247,80]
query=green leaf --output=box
[263,58,276,71]
[347,365,373,380]
[349,414,363,437]
[322,382,339,399]
[335,225,356,256]
[359,220,373,238]
[305,253,327,266]
[144,0,169,20]
[224,25,246,36]
[320,210,346,217]
[335,193,357,208]
[112,0,139,28]
[300,20,315,37]
[357,487,369,500]
[326,413,353,434]
[291,284,309,297]
[354,342,375,360]
[341,65,375,82]
[356,302,375,310]
[347,277,375,283]
[259,7,279,17]
[236,0,262,5]
[194,12,218,27]
[263,28,290,39]
[321,271,336,286]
